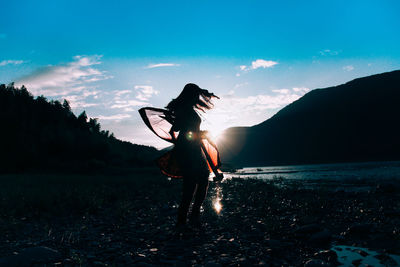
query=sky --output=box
[1,0,400,148]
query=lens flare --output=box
[186,131,194,140]
[213,198,222,213]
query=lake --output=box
[222,161,400,191]
[223,161,400,181]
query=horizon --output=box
[1,0,400,148]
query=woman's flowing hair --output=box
[166,83,218,113]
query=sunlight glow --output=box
[213,198,222,213]
[204,128,225,144]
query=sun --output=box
[205,127,226,143]
[202,118,227,143]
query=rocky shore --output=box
[1,174,399,266]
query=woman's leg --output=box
[177,177,196,225]
[191,178,209,219]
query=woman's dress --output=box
[139,107,221,179]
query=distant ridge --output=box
[218,70,400,167]
[0,84,159,173]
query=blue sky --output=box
[1,0,400,148]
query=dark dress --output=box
[174,108,210,181]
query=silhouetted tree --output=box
[0,84,159,173]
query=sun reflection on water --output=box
[213,185,222,214]
[213,198,222,213]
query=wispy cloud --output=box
[145,63,180,69]
[204,87,310,131]
[239,59,278,72]
[222,89,303,111]
[114,90,131,97]
[319,49,340,56]
[343,65,354,71]
[0,59,25,66]
[292,87,310,93]
[15,55,111,96]
[135,85,159,101]
[64,89,100,108]
[110,100,148,109]
[95,114,131,120]
[272,89,290,94]
[109,86,154,111]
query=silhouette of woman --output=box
[166,83,221,226]
[139,83,222,227]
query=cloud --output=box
[272,89,290,94]
[15,55,111,96]
[251,59,278,69]
[64,89,100,108]
[234,82,248,89]
[292,87,310,93]
[343,65,354,71]
[115,90,131,97]
[135,85,159,101]
[109,86,154,110]
[220,88,304,113]
[203,87,310,131]
[319,49,339,56]
[0,60,25,66]
[95,114,131,120]
[110,100,148,109]
[239,59,278,72]
[145,63,180,69]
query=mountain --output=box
[218,70,400,167]
[0,84,160,173]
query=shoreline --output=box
[1,174,399,266]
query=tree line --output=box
[0,84,159,173]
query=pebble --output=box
[308,230,332,247]
[0,246,61,267]
[304,259,330,267]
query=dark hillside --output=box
[218,70,400,166]
[0,84,159,173]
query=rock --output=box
[374,253,398,266]
[265,239,283,249]
[313,250,338,264]
[93,261,106,266]
[347,223,373,236]
[304,259,330,267]
[307,230,332,246]
[355,249,369,257]
[119,254,134,265]
[0,246,61,267]
[295,224,322,234]
[204,262,222,267]
[135,262,157,267]
[62,258,75,267]
[352,259,362,266]
[220,257,231,264]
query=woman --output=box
[165,83,221,226]
[139,83,222,227]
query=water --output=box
[332,245,400,266]
[224,161,400,181]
